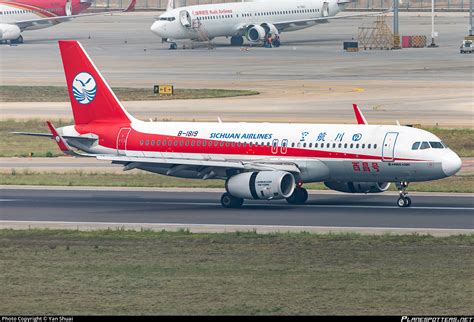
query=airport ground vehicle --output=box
[460,39,473,53]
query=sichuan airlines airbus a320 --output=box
[150,0,362,48]
[0,0,136,44]
[15,41,462,208]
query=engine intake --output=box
[246,25,266,42]
[226,171,295,200]
[324,182,390,194]
[0,24,21,41]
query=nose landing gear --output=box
[396,181,411,207]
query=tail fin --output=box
[58,40,132,125]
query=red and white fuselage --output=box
[16,40,462,207]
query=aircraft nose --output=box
[150,21,164,37]
[442,151,462,177]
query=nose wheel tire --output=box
[286,187,308,205]
[221,193,244,208]
[397,196,412,208]
[169,43,178,50]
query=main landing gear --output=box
[169,42,178,50]
[396,181,411,208]
[221,192,244,208]
[286,187,308,205]
[8,35,23,44]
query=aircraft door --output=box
[281,139,288,155]
[322,2,330,17]
[116,127,131,156]
[382,132,399,162]
[65,0,72,16]
[179,10,192,28]
[271,139,279,154]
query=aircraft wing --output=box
[273,9,391,31]
[96,155,301,175]
[14,0,136,30]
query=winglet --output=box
[352,104,368,125]
[46,121,73,154]
[123,0,136,12]
[166,0,175,11]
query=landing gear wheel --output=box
[396,181,411,207]
[17,35,23,44]
[397,196,411,208]
[286,187,308,205]
[221,192,244,208]
[273,39,281,47]
[169,43,177,50]
[230,36,244,46]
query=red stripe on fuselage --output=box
[75,124,424,162]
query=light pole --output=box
[428,0,438,46]
[470,0,473,36]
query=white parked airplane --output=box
[150,0,362,49]
[15,40,462,208]
[0,0,136,44]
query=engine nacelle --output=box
[260,23,279,36]
[324,182,391,194]
[0,24,21,41]
[226,171,295,200]
[246,25,266,42]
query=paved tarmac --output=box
[1,188,472,235]
[0,12,472,126]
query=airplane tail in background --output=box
[58,40,133,126]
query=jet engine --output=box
[246,25,266,42]
[260,23,279,36]
[0,24,21,41]
[226,171,295,200]
[324,182,391,194]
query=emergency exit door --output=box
[382,132,398,162]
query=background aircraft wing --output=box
[274,9,391,31]
[14,0,136,30]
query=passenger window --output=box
[315,143,318,148]
[362,144,365,149]
[420,142,430,150]
[214,141,218,147]
[326,143,330,148]
[338,143,342,148]
[191,141,195,146]
[157,140,161,146]
[303,143,306,148]
[429,142,444,149]
[220,142,224,147]
[185,141,189,146]
[332,143,336,148]
[356,144,359,148]
[145,140,149,145]
[309,143,312,148]
[140,140,144,145]
[412,142,420,150]
[168,140,172,146]
[202,141,207,146]
[174,141,178,146]
[368,144,371,149]
[350,143,353,148]
[151,140,155,145]
[374,144,377,149]
[344,143,348,148]
[226,142,230,147]
[291,143,295,147]
[197,141,201,146]
[180,140,183,146]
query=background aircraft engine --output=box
[0,24,21,40]
[246,25,266,42]
[226,171,295,200]
[260,23,279,36]
[324,182,391,194]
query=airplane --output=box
[0,0,136,44]
[150,0,372,49]
[14,40,462,208]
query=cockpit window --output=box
[429,142,444,149]
[412,142,420,150]
[420,142,430,150]
[159,16,176,21]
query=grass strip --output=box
[0,229,472,315]
[0,86,259,102]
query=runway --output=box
[1,188,472,235]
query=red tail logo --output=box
[58,40,131,125]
